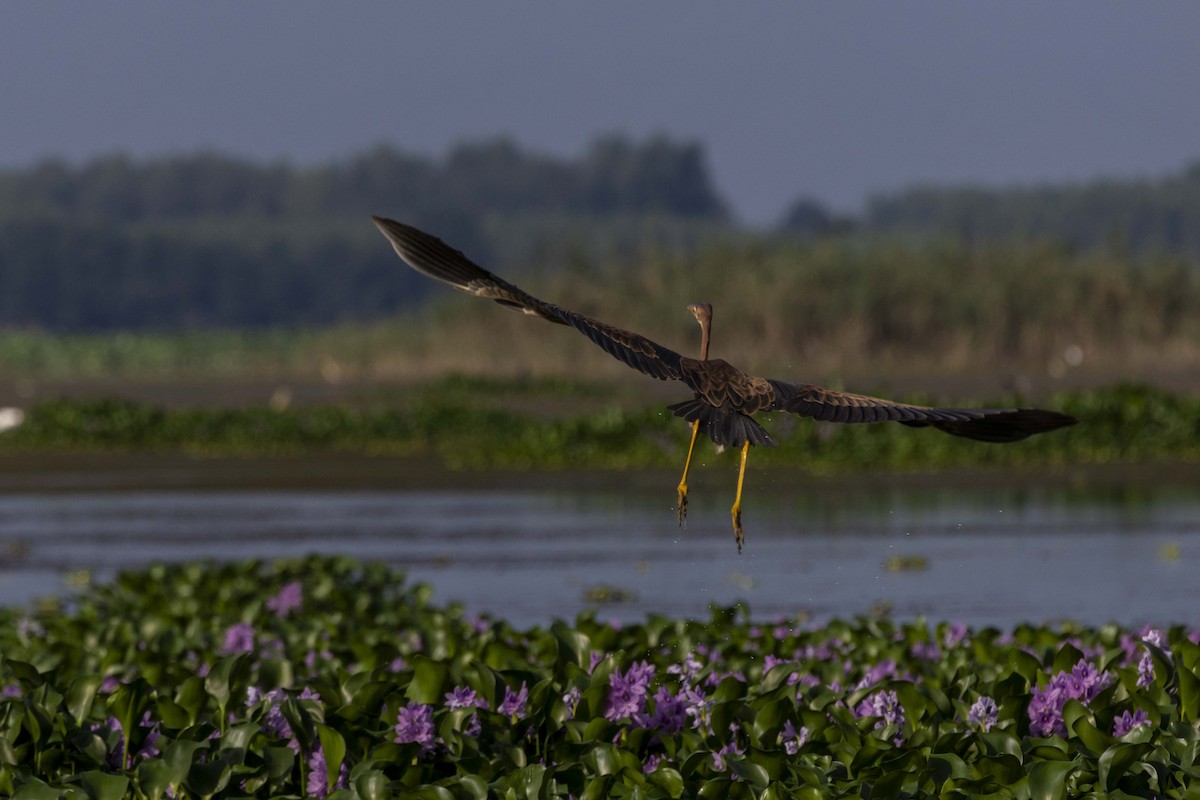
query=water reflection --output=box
[0,467,1196,629]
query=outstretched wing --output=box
[767,380,1076,442]
[372,217,686,381]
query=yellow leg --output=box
[676,420,702,525]
[730,441,750,553]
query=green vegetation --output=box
[1,555,1198,797]
[3,384,1197,472]
[0,136,728,331]
[866,161,1200,261]
[2,237,1198,384]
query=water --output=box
[0,457,1196,629]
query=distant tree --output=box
[777,197,855,238]
[0,135,730,331]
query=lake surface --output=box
[0,455,1197,629]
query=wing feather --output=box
[372,217,686,382]
[767,380,1076,442]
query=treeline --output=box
[857,161,1200,260]
[0,136,728,331]
[4,135,1200,334]
[0,135,727,225]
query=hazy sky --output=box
[3,3,1199,224]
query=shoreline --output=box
[1,451,1196,495]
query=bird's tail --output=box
[667,397,778,448]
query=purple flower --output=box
[1068,660,1112,702]
[1142,627,1168,650]
[605,661,655,722]
[1028,658,1115,738]
[780,720,809,755]
[1113,708,1150,737]
[712,737,745,772]
[855,660,898,690]
[763,654,790,674]
[562,686,582,716]
[2,684,21,698]
[910,642,942,661]
[394,702,436,753]
[138,710,162,760]
[968,696,998,732]
[265,580,303,617]
[498,682,528,720]
[445,686,487,710]
[643,753,665,774]
[304,648,332,670]
[680,684,714,734]
[667,652,703,681]
[855,690,904,729]
[306,745,348,797]
[646,686,689,734]
[222,622,256,654]
[388,656,407,672]
[1028,685,1064,738]
[943,622,969,648]
[1137,651,1155,687]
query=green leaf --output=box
[551,620,592,668]
[1098,742,1151,792]
[1028,760,1074,800]
[136,759,175,800]
[1179,664,1200,723]
[64,676,101,727]
[80,770,129,800]
[12,779,64,800]
[1071,716,1115,755]
[352,769,390,800]
[454,774,489,800]
[185,759,232,797]
[407,656,448,704]
[263,745,297,781]
[647,767,684,798]
[316,723,348,795]
[162,739,208,784]
[729,758,769,789]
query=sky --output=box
[3,3,1200,225]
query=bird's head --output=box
[686,303,713,326]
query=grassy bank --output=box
[2,382,1197,473]
[2,237,1199,391]
[1,556,1197,797]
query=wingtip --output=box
[370,215,398,233]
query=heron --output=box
[372,217,1077,551]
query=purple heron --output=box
[372,217,1076,552]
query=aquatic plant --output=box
[1,556,1199,797]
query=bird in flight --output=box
[372,217,1077,552]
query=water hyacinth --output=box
[2,557,1200,798]
[967,695,998,732]
[1027,659,1114,738]
[265,579,303,617]
[498,681,528,720]
[394,701,437,754]
[1113,708,1151,737]
[222,621,256,653]
[605,660,654,721]
[306,744,349,798]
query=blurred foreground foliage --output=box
[3,383,1197,472]
[2,556,1200,797]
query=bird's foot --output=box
[676,484,689,526]
[731,505,744,553]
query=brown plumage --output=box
[372,216,1077,550]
